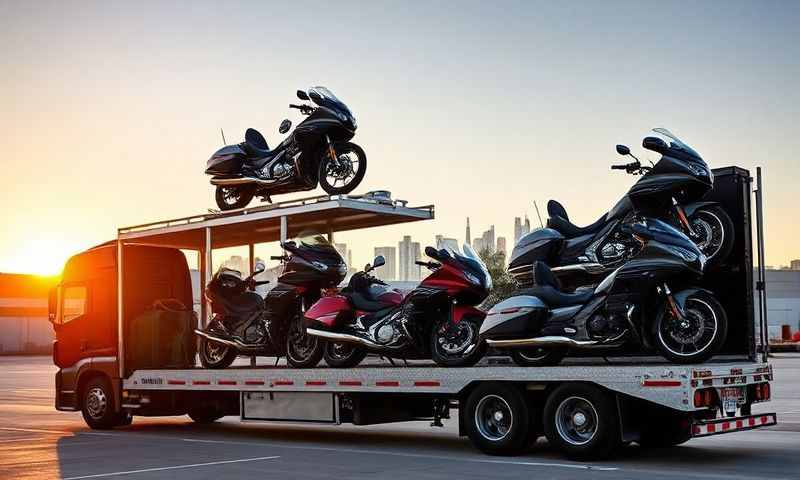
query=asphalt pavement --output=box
[0,355,798,480]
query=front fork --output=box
[326,135,339,166]
[672,198,696,237]
[660,283,686,322]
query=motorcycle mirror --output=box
[616,144,630,156]
[424,246,438,258]
[372,255,386,269]
[279,119,292,134]
[364,263,373,272]
[296,90,309,100]
[252,265,266,276]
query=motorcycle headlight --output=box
[464,271,481,286]
[312,261,329,271]
[350,114,357,129]
[336,111,348,122]
[688,163,710,179]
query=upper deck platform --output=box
[117,192,434,250]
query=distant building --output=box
[0,273,58,354]
[435,235,459,252]
[514,216,531,244]
[473,237,484,252]
[465,218,471,247]
[220,255,247,274]
[374,246,397,281]
[334,243,352,268]
[790,259,800,271]
[762,269,800,339]
[475,225,495,253]
[398,236,421,281]
[497,237,507,256]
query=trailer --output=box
[50,174,777,459]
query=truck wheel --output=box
[81,377,126,430]
[199,338,238,369]
[464,383,530,455]
[188,406,225,424]
[323,342,368,368]
[543,383,621,460]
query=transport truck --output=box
[50,171,777,459]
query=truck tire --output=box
[81,377,127,430]
[464,383,530,455]
[188,406,225,424]
[543,383,621,460]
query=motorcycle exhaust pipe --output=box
[485,331,627,349]
[210,176,275,186]
[305,328,383,349]
[194,329,260,351]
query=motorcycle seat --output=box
[243,128,271,157]
[348,291,395,312]
[546,200,607,238]
[528,261,592,308]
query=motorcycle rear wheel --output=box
[318,142,367,195]
[323,342,368,368]
[199,338,238,369]
[215,185,255,211]
[430,317,486,367]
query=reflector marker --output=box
[192,380,210,386]
[642,379,682,387]
[376,381,400,387]
[306,380,327,386]
[245,380,265,386]
[273,380,293,386]
[218,380,237,385]
[167,380,185,385]
[339,380,362,386]
[414,381,441,387]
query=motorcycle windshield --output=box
[653,128,703,163]
[443,244,493,291]
[308,86,352,115]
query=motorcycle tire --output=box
[323,342,368,368]
[688,205,735,267]
[286,316,323,368]
[318,142,367,195]
[654,291,728,364]
[199,338,238,369]
[510,347,568,367]
[430,317,486,367]
[215,185,255,211]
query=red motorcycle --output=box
[300,245,491,367]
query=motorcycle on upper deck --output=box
[509,128,734,290]
[300,244,491,368]
[205,86,367,210]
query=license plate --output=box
[720,387,746,413]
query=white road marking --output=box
[0,426,72,434]
[0,436,41,443]
[61,456,280,479]
[182,438,619,471]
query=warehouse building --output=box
[0,273,58,354]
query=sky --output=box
[1,0,799,274]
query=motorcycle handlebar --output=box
[289,104,303,110]
[611,164,629,170]
[270,255,287,261]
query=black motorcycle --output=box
[482,218,728,366]
[509,128,734,289]
[206,86,367,210]
[194,233,347,368]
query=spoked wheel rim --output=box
[324,148,361,189]
[555,396,599,446]
[288,317,319,363]
[658,298,718,357]
[690,210,724,260]
[204,340,231,364]
[85,386,108,420]
[436,320,478,357]
[474,395,513,441]
[517,347,552,361]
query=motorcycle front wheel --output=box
[199,338,238,369]
[215,185,255,211]
[688,206,734,266]
[654,291,728,364]
[430,317,486,367]
[286,316,323,368]
[318,142,367,195]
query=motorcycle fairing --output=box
[304,294,351,328]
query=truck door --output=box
[52,278,116,368]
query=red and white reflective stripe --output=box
[692,414,776,436]
[144,377,444,389]
[642,379,682,387]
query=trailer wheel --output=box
[543,383,620,460]
[464,383,530,455]
[81,377,126,429]
[188,406,225,424]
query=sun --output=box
[2,238,81,276]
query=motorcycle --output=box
[194,233,347,369]
[205,86,367,210]
[300,245,491,368]
[509,128,734,290]
[482,217,728,366]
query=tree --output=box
[476,247,517,309]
